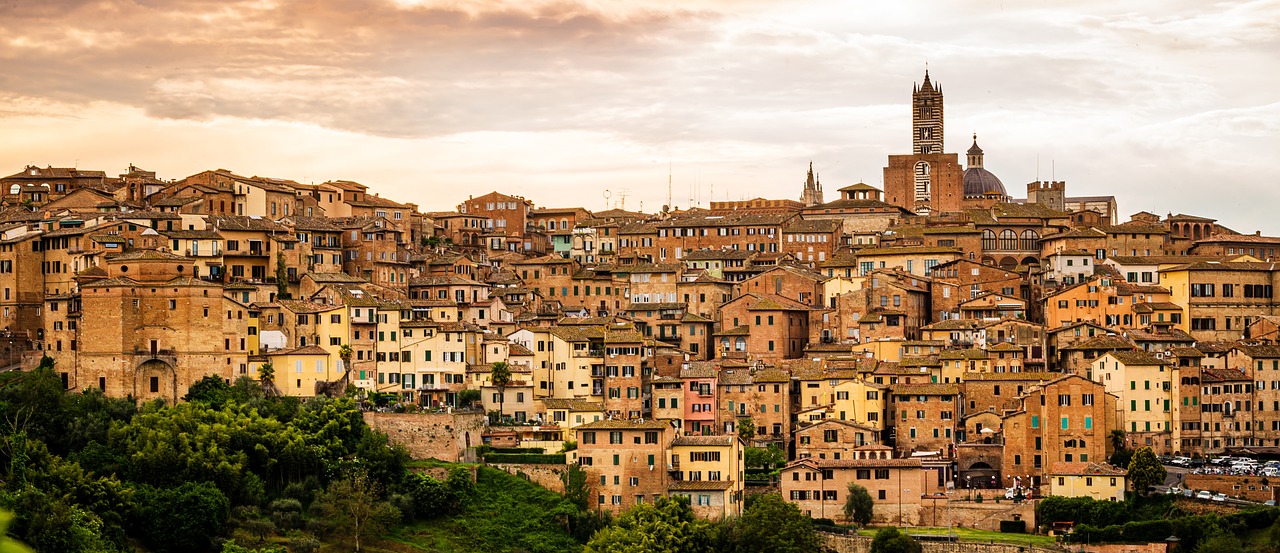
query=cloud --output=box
[0,0,1277,231]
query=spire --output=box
[966,133,984,168]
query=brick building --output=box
[576,419,675,515]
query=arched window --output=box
[998,230,1018,250]
[982,229,997,250]
[7,184,18,195]
[1020,230,1040,251]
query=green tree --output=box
[183,374,234,407]
[1195,532,1244,553]
[730,493,819,553]
[585,496,712,553]
[490,361,512,419]
[1127,446,1167,495]
[843,482,875,526]
[309,469,400,552]
[133,481,230,553]
[458,388,481,408]
[744,445,785,469]
[274,252,290,299]
[870,527,922,553]
[738,416,755,440]
[0,511,33,553]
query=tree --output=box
[843,483,875,526]
[309,469,400,552]
[490,361,512,419]
[257,362,275,385]
[737,416,755,440]
[457,388,481,409]
[1127,446,1167,496]
[1195,532,1244,553]
[730,493,820,553]
[744,444,785,469]
[870,527,922,553]
[0,511,33,553]
[585,496,713,553]
[274,252,290,300]
[338,344,354,375]
[133,481,231,553]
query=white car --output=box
[1212,493,1227,502]
[1172,457,1192,467]
[1197,490,1213,500]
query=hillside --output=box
[384,466,581,553]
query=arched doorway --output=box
[134,358,179,404]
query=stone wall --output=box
[1183,473,1275,502]
[823,534,1062,553]
[1077,543,1165,553]
[489,463,567,493]
[363,411,486,462]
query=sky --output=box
[1,0,1277,230]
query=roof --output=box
[671,435,736,447]
[1201,368,1251,382]
[892,383,959,396]
[540,398,603,412]
[668,480,735,491]
[1106,350,1166,366]
[575,419,671,430]
[1050,462,1126,477]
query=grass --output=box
[385,465,581,553]
[858,526,1058,547]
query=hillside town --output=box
[8,70,1280,527]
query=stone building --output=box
[1001,374,1118,489]
[575,419,674,515]
[72,249,249,403]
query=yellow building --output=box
[1092,350,1179,454]
[1049,461,1126,501]
[668,435,746,520]
[268,345,337,396]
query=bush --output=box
[484,453,566,464]
[132,482,230,553]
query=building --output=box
[667,435,746,519]
[1001,374,1118,489]
[575,419,675,515]
[781,451,928,525]
[1048,462,1126,501]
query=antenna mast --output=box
[667,162,673,210]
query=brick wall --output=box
[363,411,486,461]
[489,463,567,493]
[1182,473,1275,502]
[822,534,1061,553]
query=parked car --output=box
[1167,486,1181,495]
[1265,500,1277,507]
[1189,458,1207,469]
[1197,490,1213,500]
[1182,489,1194,497]
[1172,457,1192,467]
[1212,493,1228,502]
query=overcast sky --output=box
[1,0,1277,230]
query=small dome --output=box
[963,167,1007,197]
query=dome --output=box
[963,167,1007,197]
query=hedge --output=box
[485,453,566,464]
[489,447,545,455]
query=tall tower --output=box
[800,161,823,206]
[912,70,944,155]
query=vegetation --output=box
[870,527,922,553]
[844,482,875,527]
[1127,446,1167,495]
[490,361,512,419]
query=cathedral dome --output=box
[963,167,1006,197]
[963,134,1007,198]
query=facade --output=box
[1048,462,1126,501]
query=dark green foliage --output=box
[728,493,820,553]
[457,388,481,408]
[132,481,230,553]
[585,496,714,553]
[1127,447,1167,494]
[744,444,786,469]
[843,483,874,527]
[268,498,304,530]
[484,453,567,464]
[404,466,474,519]
[870,527,922,553]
